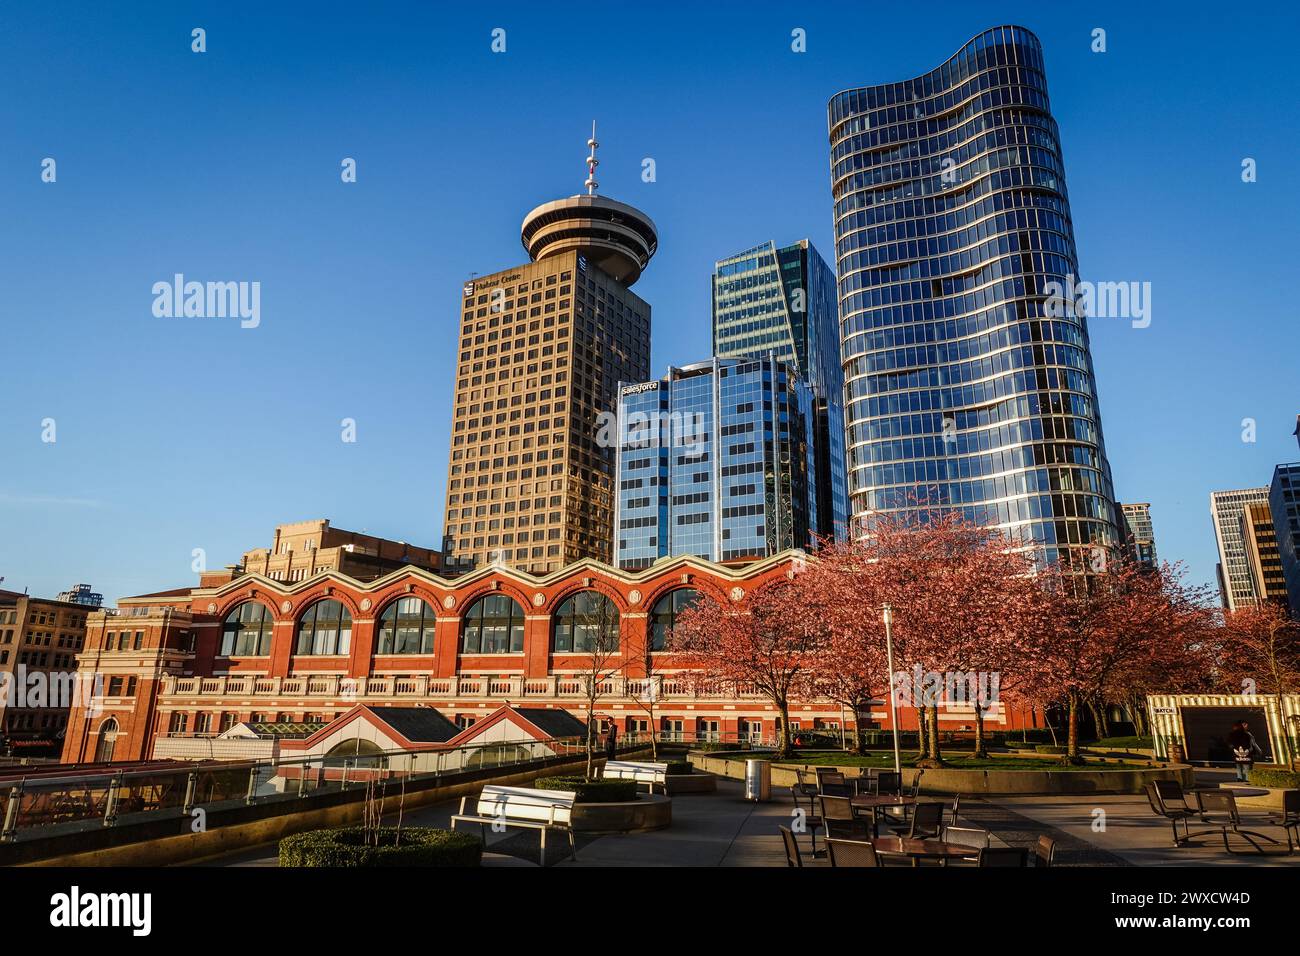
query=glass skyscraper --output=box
[712,240,848,540]
[614,356,818,569]
[1268,464,1300,618]
[827,25,1120,565]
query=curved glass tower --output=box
[828,25,1119,565]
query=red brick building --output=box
[61,552,1024,764]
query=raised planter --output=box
[569,794,672,832]
[688,752,1194,796]
[665,771,717,795]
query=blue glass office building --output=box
[1268,463,1300,619]
[828,26,1119,564]
[614,356,819,569]
[712,240,848,540]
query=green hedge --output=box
[694,741,742,752]
[664,760,692,776]
[535,776,639,803]
[278,827,482,868]
[1035,745,1067,755]
[1248,768,1300,790]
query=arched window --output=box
[461,594,525,654]
[377,597,437,655]
[649,588,701,650]
[220,602,274,656]
[295,600,353,656]
[95,717,119,762]
[324,738,386,768]
[553,591,620,653]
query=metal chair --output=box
[875,770,902,796]
[1268,789,1300,850]
[947,793,962,828]
[819,794,871,840]
[827,837,882,867]
[942,826,989,864]
[816,768,853,798]
[1034,834,1056,867]
[1194,790,1285,855]
[977,846,1029,867]
[1153,779,1195,813]
[907,771,924,798]
[891,799,944,840]
[779,825,803,867]
[1145,781,1197,846]
[789,772,824,855]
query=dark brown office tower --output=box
[442,127,657,575]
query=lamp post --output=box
[882,603,901,775]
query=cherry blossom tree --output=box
[1025,558,1211,763]
[669,578,824,757]
[809,510,1040,766]
[1219,602,1300,765]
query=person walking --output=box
[605,723,618,762]
[1227,720,1262,782]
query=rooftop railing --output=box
[0,733,651,847]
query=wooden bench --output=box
[602,760,668,793]
[450,785,577,866]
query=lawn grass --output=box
[710,750,1147,770]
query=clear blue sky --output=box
[1,1,1296,603]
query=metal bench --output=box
[601,760,668,793]
[450,784,577,866]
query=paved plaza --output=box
[199,768,1296,868]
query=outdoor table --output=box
[850,794,919,837]
[872,836,973,866]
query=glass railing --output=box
[0,733,653,846]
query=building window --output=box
[169,712,187,735]
[649,588,701,650]
[220,602,274,657]
[94,717,119,762]
[377,597,437,655]
[295,600,353,656]
[553,591,620,653]
[460,594,524,654]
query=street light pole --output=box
[882,603,901,776]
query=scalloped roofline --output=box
[194,549,806,599]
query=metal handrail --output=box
[0,733,653,845]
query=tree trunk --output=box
[1128,695,1147,736]
[918,705,943,767]
[915,706,927,759]
[776,705,793,758]
[853,706,868,755]
[972,703,987,758]
[584,696,597,779]
[1086,699,1103,744]
[1098,702,1112,740]
[1065,694,1083,764]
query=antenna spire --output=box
[584,121,599,195]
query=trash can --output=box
[744,759,771,802]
